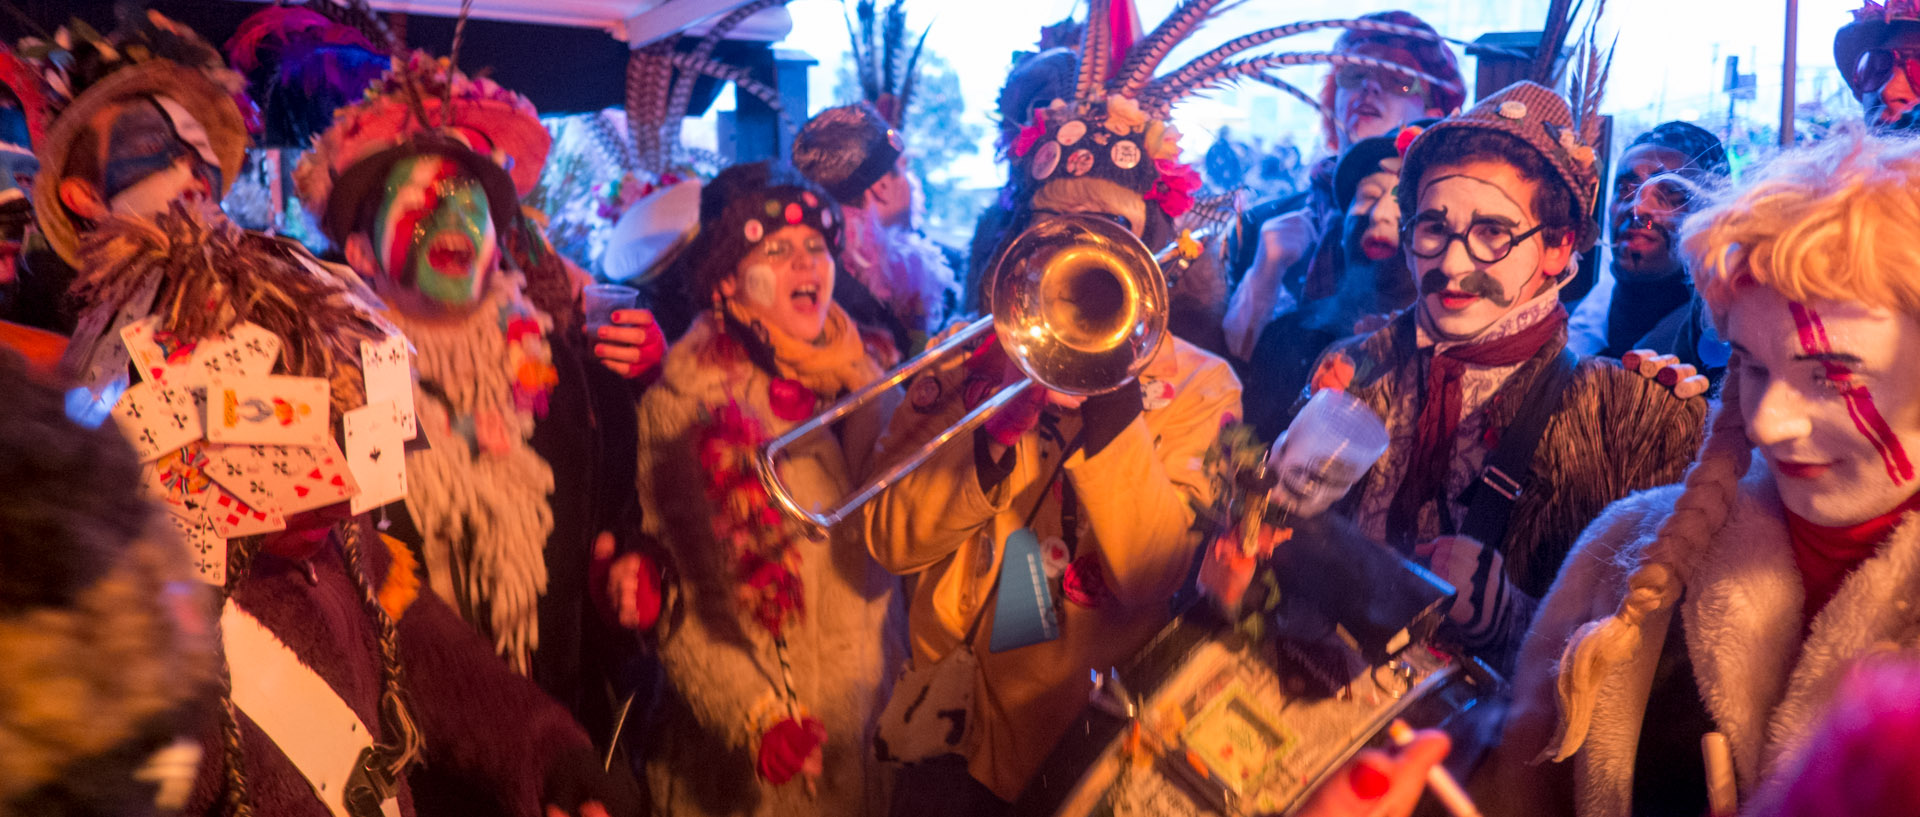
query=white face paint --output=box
[1405,162,1561,340]
[1728,287,1920,526]
[108,159,208,218]
[727,225,836,342]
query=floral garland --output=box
[692,396,830,785]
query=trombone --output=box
[755,214,1211,532]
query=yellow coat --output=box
[860,335,1241,800]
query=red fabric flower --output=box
[757,716,827,785]
[1144,159,1202,219]
[1395,124,1426,157]
[768,377,817,422]
[1012,110,1049,158]
[1309,352,1356,393]
[1062,553,1110,608]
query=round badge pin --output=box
[1498,100,1528,120]
[802,191,819,208]
[784,202,804,225]
[1057,120,1087,146]
[1030,140,1062,180]
[1111,140,1142,170]
[1041,537,1071,578]
[743,219,764,242]
[763,200,782,218]
[1066,148,1095,176]
[907,374,944,413]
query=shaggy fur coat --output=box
[1482,454,1920,817]
[636,315,905,817]
[1317,308,1705,603]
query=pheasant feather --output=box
[1148,51,1455,118]
[1112,0,1237,98]
[893,23,932,127]
[1154,18,1462,103]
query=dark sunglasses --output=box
[1853,48,1920,94]
[1334,65,1427,99]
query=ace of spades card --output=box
[344,402,407,514]
[165,512,228,586]
[207,375,330,447]
[111,381,205,461]
[361,334,417,440]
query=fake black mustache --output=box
[1420,268,1515,307]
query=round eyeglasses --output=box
[1402,219,1546,264]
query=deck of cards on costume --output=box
[107,318,416,586]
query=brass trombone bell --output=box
[755,215,1201,532]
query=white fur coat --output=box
[636,316,906,817]
[1483,452,1920,817]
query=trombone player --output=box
[858,82,1242,815]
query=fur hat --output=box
[295,51,549,246]
[684,161,841,299]
[1836,0,1920,95]
[791,103,904,204]
[1400,81,1602,246]
[25,12,250,267]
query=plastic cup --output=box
[1266,389,1391,518]
[583,283,639,333]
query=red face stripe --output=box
[1789,301,1915,485]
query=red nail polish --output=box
[1349,760,1391,800]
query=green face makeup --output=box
[372,154,497,311]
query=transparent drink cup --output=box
[582,283,639,334]
[1265,389,1391,518]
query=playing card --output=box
[164,512,227,586]
[125,320,282,389]
[65,269,161,395]
[193,323,282,382]
[361,334,416,440]
[147,442,222,522]
[111,381,205,461]
[207,375,330,447]
[344,402,407,514]
[284,440,361,514]
[206,484,286,539]
[122,317,201,387]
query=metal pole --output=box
[1782,0,1800,146]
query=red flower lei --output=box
[694,400,810,637]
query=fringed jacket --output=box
[1307,305,1706,668]
[1482,455,1920,817]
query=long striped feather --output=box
[1153,18,1460,103]
[893,23,933,128]
[1075,0,1111,113]
[671,0,785,120]
[858,0,880,102]
[666,51,794,128]
[1246,72,1337,131]
[1110,0,1235,98]
[1146,52,1457,118]
[881,0,906,97]
[1532,0,1577,84]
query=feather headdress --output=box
[610,0,794,183]
[845,0,933,129]
[1007,0,1477,220]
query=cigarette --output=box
[1387,720,1482,817]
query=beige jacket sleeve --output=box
[1066,353,1241,608]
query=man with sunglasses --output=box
[1223,11,1463,361]
[1565,122,1731,387]
[1837,0,1920,127]
[1247,83,1708,673]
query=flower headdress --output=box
[1007,0,1477,220]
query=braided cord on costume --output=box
[215,537,262,817]
[338,520,424,777]
[1541,373,1750,763]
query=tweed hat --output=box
[791,103,904,204]
[1400,81,1600,248]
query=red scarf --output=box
[1387,305,1568,542]
[1784,490,1920,625]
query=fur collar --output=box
[1682,452,1920,796]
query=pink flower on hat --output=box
[1013,110,1048,158]
[1144,159,1201,219]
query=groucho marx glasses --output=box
[1402,218,1545,264]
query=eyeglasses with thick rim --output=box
[1402,219,1545,264]
[1854,48,1920,93]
